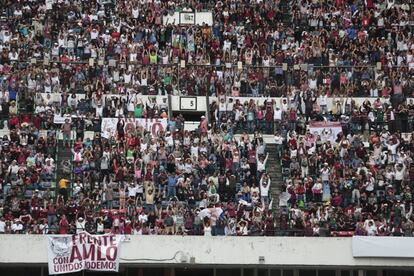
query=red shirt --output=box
[124,223,132,235]
[9,117,19,128]
[59,218,69,234]
[33,116,42,129]
[248,149,256,164]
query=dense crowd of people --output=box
[210,96,414,135]
[2,112,277,235]
[0,0,413,236]
[0,0,412,102]
[2,95,414,236]
[278,117,414,237]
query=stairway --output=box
[279,0,293,27]
[265,144,283,217]
[56,140,73,190]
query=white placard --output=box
[53,114,72,124]
[180,13,195,25]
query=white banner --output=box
[101,118,168,139]
[53,114,71,124]
[307,121,343,144]
[352,236,414,258]
[47,232,124,275]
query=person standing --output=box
[61,118,72,147]
[59,215,69,234]
[260,173,271,208]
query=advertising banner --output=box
[101,118,168,138]
[47,232,124,275]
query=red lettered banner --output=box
[47,232,124,275]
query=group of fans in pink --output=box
[0,0,414,236]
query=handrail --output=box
[69,130,75,198]
[54,129,59,198]
[3,58,412,69]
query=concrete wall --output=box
[1,236,414,268]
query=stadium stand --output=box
[0,0,413,239]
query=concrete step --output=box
[266,145,283,215]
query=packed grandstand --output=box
[0,0,413,238]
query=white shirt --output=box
[274,135,283,145]
[312,182,323,193]
[138,214,148,223]
[387,141,399,155]
[366,224,378,236]
[257,158,268,172]
[260,177,271,197]
[223,40,231,51]
[39,223,49,234]
[274,109,282,120]
[309,78,317,90]
[128,185,138,197]
[76,220,86,234]
[395,165,405,181]
[97,223,104,233]
[320,168,330,181]
[11,223,23,232]
[136,183,144,194]
[165,135,174,147]
[319,95,327,106]
[218,102,227,112]
[0,220,5,233]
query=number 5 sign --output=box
[180,97,197,111]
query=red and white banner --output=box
[101,118,168,139]
[307,121,343,143]
[47,232,124,275]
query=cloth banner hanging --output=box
[101,118,168,139]
[307,121,343,144]
[47,232,124,275]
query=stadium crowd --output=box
[0,0,413,236]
